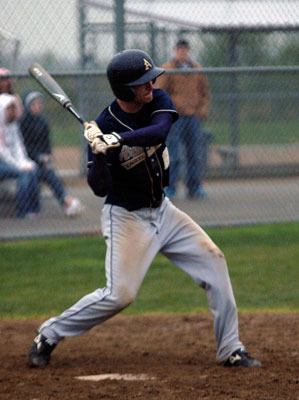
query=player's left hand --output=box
[100,132,123,148]
[84,121,123,150]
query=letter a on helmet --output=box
[107,49,165,101]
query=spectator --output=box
[0,67,23,119]
[0,94,39,218]
[20,91,82,217]
[156,39,212,199]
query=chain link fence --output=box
[0,0,298,239]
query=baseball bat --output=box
[28,63,86,126]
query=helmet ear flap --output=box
[124,87,135,101]
[110,84,135,102]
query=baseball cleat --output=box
[28,334,56,368]
[224,348,261,368]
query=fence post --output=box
[114,0,125,52]
[78,0,88,176]
[149,22,157,62]
[228,30,240,168]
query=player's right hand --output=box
[90,138,109,155]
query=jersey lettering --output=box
[119,145,160,170]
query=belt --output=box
[151,194,165,208]
[106,194,165,211]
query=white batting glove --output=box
[89,138,108,155]
[100,132,123,148]
[91,133,123,154]
[84,121,122,151]
[84,121,103,143]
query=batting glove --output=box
[90,138,109,155]
[84,121,103,143]
[100,132,123,148]
[84,121,123,150]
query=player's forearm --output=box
[120,113,173,147]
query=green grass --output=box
[207,120,299,145]
[49,120,299,148]
[0,222,298,317]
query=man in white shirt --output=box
[0,93,39,218]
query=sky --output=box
[0,0,78,67]
[1,0,298,71]
[125,0,299,27]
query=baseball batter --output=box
[28,49,260,368]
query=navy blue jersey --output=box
[87,89,178,211]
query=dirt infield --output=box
[1,313,298,400]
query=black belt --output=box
[106,194,165,211]
[151,194,165,208]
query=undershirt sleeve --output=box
[119,112,174,147]
[86,147,112,197]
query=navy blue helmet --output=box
[107,49,165,101]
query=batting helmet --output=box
[107,49,165,101]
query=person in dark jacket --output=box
[20,91,82,217]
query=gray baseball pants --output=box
[40,197,243,362]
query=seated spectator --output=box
[0,94,39,218]
[0,67,23,119]
[20,91,82,217]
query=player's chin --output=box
[143,92,153,103]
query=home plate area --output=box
[1,313,298,400]
[76,373,156,381]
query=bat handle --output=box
[67,105,85,125]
